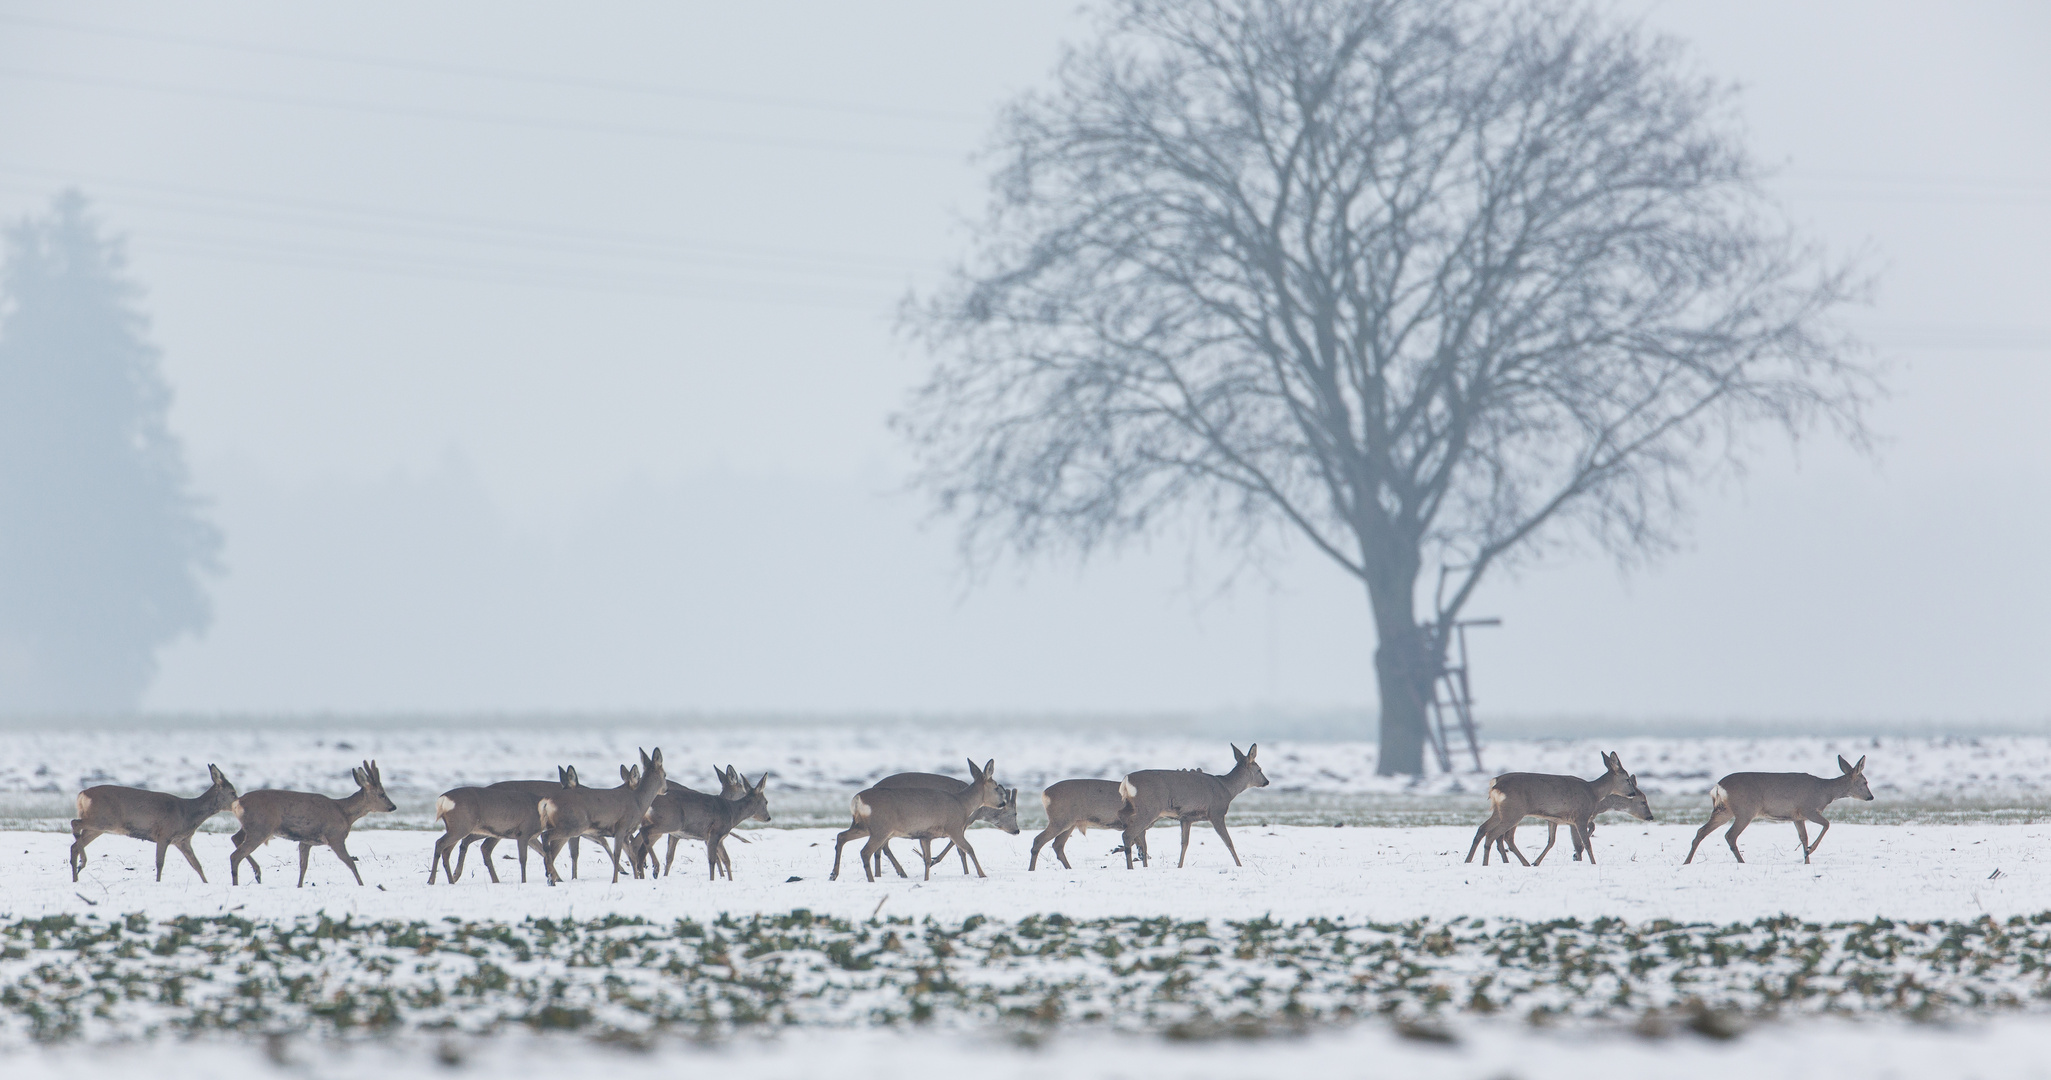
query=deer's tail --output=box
[851,794,872,822]
[1708,783,1729,810]
[1118,778,1136,801]
[434,794,455,824]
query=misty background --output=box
[0,2,2045,723]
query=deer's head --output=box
[1599,751,1651,818]
[1838,755,1873,800]
[352,760,396,813]
[991,785,1023,834]
[205,764,239,807]
[637,747,669,798]
[965,758,1001,810]
[1232,743,1269,788]
[742,772,772,824]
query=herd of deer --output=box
[58,741,1878,888]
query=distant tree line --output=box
[0,191,219,712]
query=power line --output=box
[0,11,986,125]
[0,67,964,159]
[0,162,934,275]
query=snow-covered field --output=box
[8,717,2051,1078]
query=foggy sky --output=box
[1,2,2045,721]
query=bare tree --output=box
[898,0,1873,774]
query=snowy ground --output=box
[8,718,2051,1078]
[14,823,2043,925]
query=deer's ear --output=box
[967,758,982,781]
[651,747,663,766]
[351,767,368,786]
[984,758,995,778]
[565,766,580,786]
[754,773,768,795]
[1838,755,1854,773]
[1246,743,1258,761]
[1853,755,1867,773]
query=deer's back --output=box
[234,789,344,843]
[1488,772,1599,818]
[439,786,542,831]
[544,785,637,830]
[1122,769,1231,816]
[1713,772,1832,820]
[854,786,969,837]
[1044,778,1124,825]
[647,787,729,833]
[77,785,186,839]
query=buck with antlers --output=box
[1684,755,1874,864]
[69,765,238,883]
[228,760,396,887]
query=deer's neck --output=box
[179,788,227,825]
[1217,764,1254,799]
[1822,774,1860,803]
[337,788,380,823]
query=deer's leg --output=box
[1028,826,1060,871]
[829,826,866,881]
[915,838,935,881]
[876,841,910,879]
[857,836,888,883]
[229,830,260,885]
[1792,818,1813,863]
[1496,821,1533,867]
[1579,820,1598,864]
[1210,818,1242,866]
[1683,806,1731,864]
[479,837,505,884]
[539,833,566,886]
[1176,819,1195,868]
[1532,823,1558,867]
[430,832,453,884]
[1465,816,1497,864]
[514,833,532,884]
[176,838,208,883]
[1051,829,1078,870]
[570,836,582,880]
[664,835,682,877]
[296,842,314,888]
[1724,811,1753,863]
[153,840,171,882]
[953,828,986,878]
[1802,811,1832,859]
[69,827,98,881]
[330,837,366,886]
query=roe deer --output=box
[69,764,238,883]
[1028,778,1125,870]
[1683,754,1874,864]
[428,767,582,885]
[1116,743,1269,869]
[634,764,754,878]
[848,759,1002,882]
[537,748,667,885]
[229,760,396,887]
[828,770,1018,880]
[1487,788,1653,865]
[632,771,770,880]
[1465,752,1650,866]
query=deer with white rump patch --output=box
[70,764,238,883]
[428,767,591,885]
[828,769,1018,880]
[536,748,667,885]
[1028,778,1126,870]
[1466,752,1651,866]
[1684,755,1874,864]
[847,758,1002,882]
[1115,743,1269,869]
[228,760,396,887]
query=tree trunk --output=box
[1369,582,1434,777]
